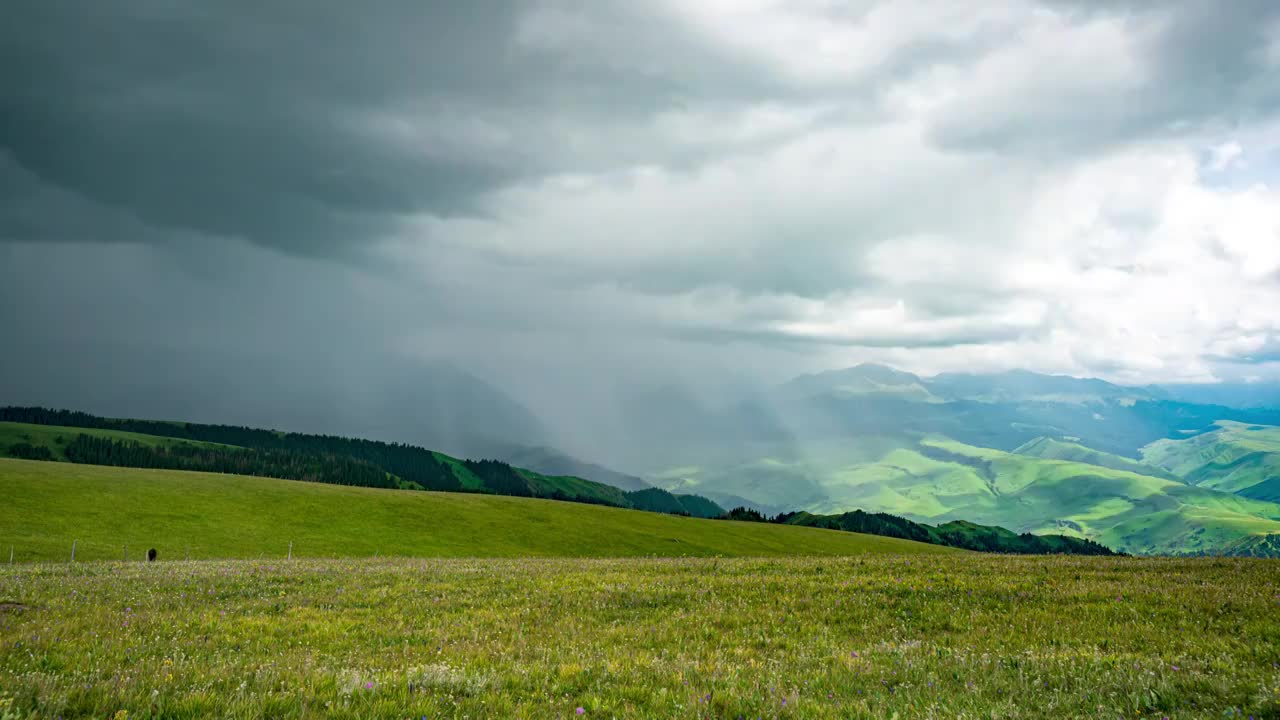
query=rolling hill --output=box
[1013,436,1181,481]
[0,458,950,561]
[656,435,1280,556]
[0,420,233,459]
[633,366,1280,557]
[0,413,725,518]
[1141,421,1280,502]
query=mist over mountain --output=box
[0,339,550,460]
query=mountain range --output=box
[7,358,1280,557]
[632,364,1280,556]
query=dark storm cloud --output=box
[0,0,784,254]
[2,0,1279,441]
[0,0,1068,261]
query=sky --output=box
[3,1,1280,451]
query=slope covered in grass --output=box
[834,439,1280,556]
[1,410,724,516]
[0,458,948,562]
[1013,436,1180,480]
[0,421,231,461]
[663,436,1280,556]
[1142,421,1280,501]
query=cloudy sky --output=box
[3,0,1280,439]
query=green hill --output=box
[0,458,948,562]
[825,438,1280,556]
[0,410,724,518]
[0,420,232,460]
[777,510,1117,555]
[659,435,1280,556]
[1141,421,1280,501]
[623,487,725,517]
[1013,436,1181,481]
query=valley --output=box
[645,366,1280,557]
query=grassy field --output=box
[0,459,947,562]
[0,556,1277,718]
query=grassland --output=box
[0,459,946,562]
[1143,421,1280,501]
[1,556,1277,718]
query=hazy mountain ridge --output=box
[468,443,653,492]
[642,365,1280,556]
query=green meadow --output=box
[1,556,1277,718]
[0,459,945,562]
[1,455,1279,718]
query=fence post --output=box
[288,541,292,561]
[8,546,12,564]
[71,540,77,563]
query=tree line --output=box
[63,435,400,489]
[721,507,1120,556]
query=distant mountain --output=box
[796,437,1280,556]
[780,363,942,403]
[738,366,1280,460]
[779,511,1118,556]
[1152,383,1280,410]
[475,444,652,492]
[1142,421,1280,502]
[645,381,1280,556]
[1013,436,1181,481]
[927,369,1158,404]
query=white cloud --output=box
[1207,141,1244,172]
[669,0,1026,85]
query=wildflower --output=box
[365,681,374,689]
[576,707,585,715]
